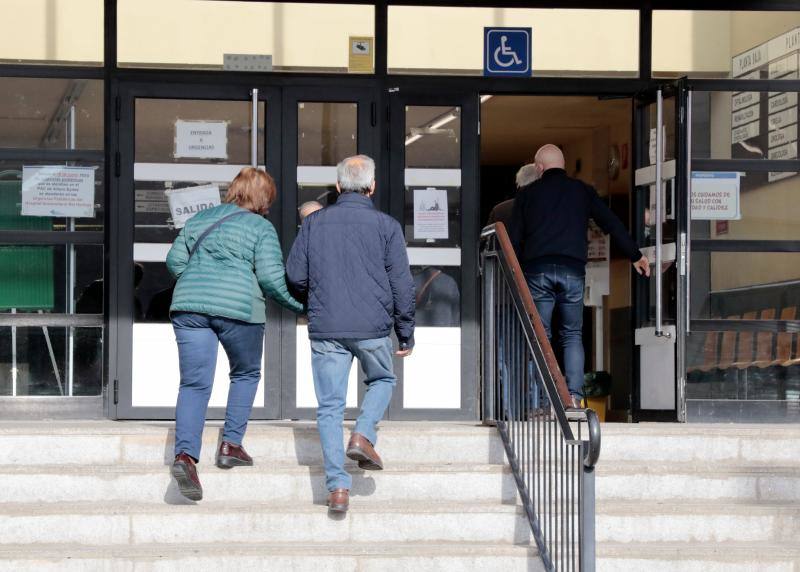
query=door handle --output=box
[250,88,259,168]
[685,89,693,334]
[655,89,669,338]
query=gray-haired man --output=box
[286,155,415,514]
[487,163,539,228]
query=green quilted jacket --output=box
[166,203,303,323]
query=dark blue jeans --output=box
[526,265,585,399]
[172,312,265,461]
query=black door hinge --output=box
[113,379,119,405]
[114,151,121,178]
[115,96,121,122]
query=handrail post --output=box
[481,247,497,424]
[580,460,596,572]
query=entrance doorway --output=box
[480,94,636,421]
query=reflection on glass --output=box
[690,252,800,320]
[298,102,357,166]
[0,326,103,396]
[686,328,800,401]
[296,101,358,226]
[654,12,800,79]
[135,99,264,164]
[0,245,103,315]
[412,266,460,327]
[0,78,104,149]
[405,106,460,168]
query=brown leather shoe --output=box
[327,488,349,513]
[216,441,254,469]
[171,452,203,501]
[346,432,383,471]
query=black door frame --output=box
[112,80,281,419]
[387,89,481,420]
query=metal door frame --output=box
[386,89,480,421]
[631,80,689,422]
[112,80,281,420]
[278,86,379,420]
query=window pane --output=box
[0,78,103,150]
[389,7,638,77]
[691,252,800,319]
[413,266,461,327]
[119,1,374,73]
[404,105,461,248]
[654,12,800,79]
[0,0,103,66]
[0,161,104,232]
[687,329,799,402]
[0,245,103,314]
[0,326,102,396]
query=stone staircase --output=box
[596,423,800,571]
[0,421,541,571]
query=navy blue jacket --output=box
[509,168,642,273]
[286,192,416,347]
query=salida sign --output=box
[165,185,222,228]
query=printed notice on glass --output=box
[21,165,96,218]
[413,188,449,240]
[174,120,228,160]
[166,185,222,228]
[691,172,741,220]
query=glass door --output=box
[113,82,280,419]
[387,91,479,420]
[278,87,376,420]
[633,82,690,421]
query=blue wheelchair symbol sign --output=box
[484,28,531,77]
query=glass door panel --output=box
[115,83,277,419]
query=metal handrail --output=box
[481,222,600,572]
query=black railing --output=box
[480,223,600,572]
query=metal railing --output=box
[480,222,601,572]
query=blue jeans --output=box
[172,312,265,461]
[311,336,396,492]
[526,265,585,399]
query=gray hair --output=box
[337,155,375,194]
[516,163,539,188]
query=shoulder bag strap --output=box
[188,210,249,259]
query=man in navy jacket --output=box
[510,144,650,406]
[287,155,415,514]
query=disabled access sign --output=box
[484,27,532,77]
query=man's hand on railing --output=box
[633,256,651,277]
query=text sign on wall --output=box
[21,165,96,218]
[691,172,741,220]
[174,120,228,160]
[165,185,222,229]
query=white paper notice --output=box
[21,165,96,218]
[174,120,228,159]
[413,188,449,240]
[165,185,222,228]
[691,172,741,220]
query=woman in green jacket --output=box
[166,167,302,502]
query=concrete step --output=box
[600,423,800,467]
[595,500,800,544]
[597,542,800,572]
[0,501,531,546]
[0,542,543,572]
[0,463,518,505]
[0,421,505,467]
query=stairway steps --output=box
[0,463,517,505]
[0,501,530,546]
[597,542,800,571]
[0,542,544,572]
